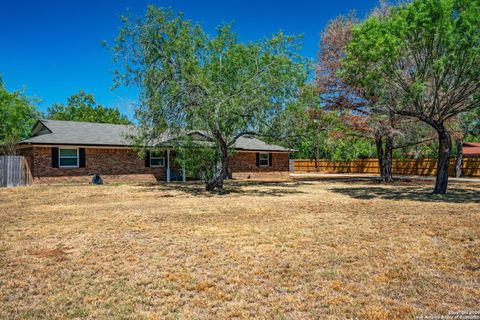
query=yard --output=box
[1,179,479,319]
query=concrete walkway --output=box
[290,173,480,183]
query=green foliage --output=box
[174,137,233,181]
[272,83,379,161]
[293,136,376,161]
[0,78,39,154]
[458,107,480,141]
[341,0,480,193]
[394,141,438,159]
[329,139,377,161]
[111,6,308,187]
[342,0,480,123]
[47,91,130,124]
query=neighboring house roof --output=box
[463,142,480,156]
[20,119,293,152]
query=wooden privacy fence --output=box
[293,158,480,177]
[0,156,33,187]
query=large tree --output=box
[0,78,39,155]
[316,14,403,183]
[111,7,307,191]
[47,90,130,124]
[342,0,480,194]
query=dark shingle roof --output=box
[21,119,292,152]
[22,119,137,146]
[233,135,291,152]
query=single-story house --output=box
[463,142,480,157]
[17,119,292,183]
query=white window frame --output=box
[259,152,269,167]
[59,148,79,168]
[150,152,165,167]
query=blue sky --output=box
[0,0,378,119]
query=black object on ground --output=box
[92,174,103,185]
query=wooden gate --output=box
[0,156,33,187]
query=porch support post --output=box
[166,149,171,183]
[182,167,186,183]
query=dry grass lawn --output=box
[0,178,479,319]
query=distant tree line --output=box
[0,83,131,155]
[46,90,130,125]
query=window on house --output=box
[59,148,79,168]
[259,153,269,166]
[150,152,165,167]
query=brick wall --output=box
[229,152,290,172]
[24,147,166,183]
[19,147,290,184]
[229,152,290,179]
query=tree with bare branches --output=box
[316,14,401,183]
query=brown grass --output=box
[0,179,479,319]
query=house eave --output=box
[235,148,294,153]
[17,142,294,153]
[18,142,136,148]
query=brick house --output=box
[17,119,292,183]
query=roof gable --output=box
[31,120,52,136]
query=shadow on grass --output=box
[329,185,480,203]
[292,176,433,185]
[139,180,309,197]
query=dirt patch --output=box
[29,246,72,259]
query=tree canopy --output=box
[458,107,480,141]
[341,0,480,193]
[0,78,39,154]
[47,91,130,125]
[111,6,308,191]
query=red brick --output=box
[18,147,290,184]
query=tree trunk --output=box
[205,160,229,192]
[205,129,230,192]
[383,110,395,183]
[375,133,394,183]
[375,133,385,180]
[315,144,320,172]
[455,138,463,178]
[384,135,394,183]
[433,128,452,194]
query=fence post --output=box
[0,156,5,187]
